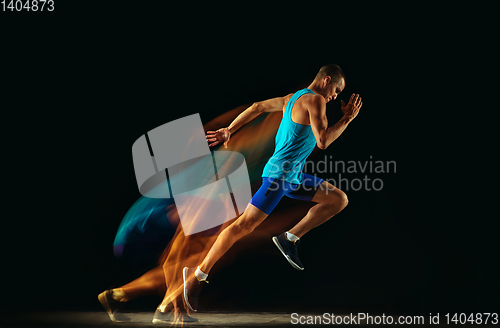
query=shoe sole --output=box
[152,316,173,324]
[98,291,121,322]
[153,315,198,324]
[272,237,304,271]
[183,267,197,312]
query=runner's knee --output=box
[326,188,348,209]
[337,190,349,209]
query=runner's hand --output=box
[206,127,231,148]
[341,93,362,120]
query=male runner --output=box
[182,64,362,312]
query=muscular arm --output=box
[227,95,292,134]
[309,94,361,150]
[207,94,292,148]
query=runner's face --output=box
[325,78,345,103]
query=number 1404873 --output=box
[2,0,54,11]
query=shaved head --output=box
[315,64,345,84]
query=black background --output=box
[1,1,498,319]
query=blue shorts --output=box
[250,174,325,215]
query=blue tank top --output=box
[261,88,317,184]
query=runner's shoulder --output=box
[301,93,325,108]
